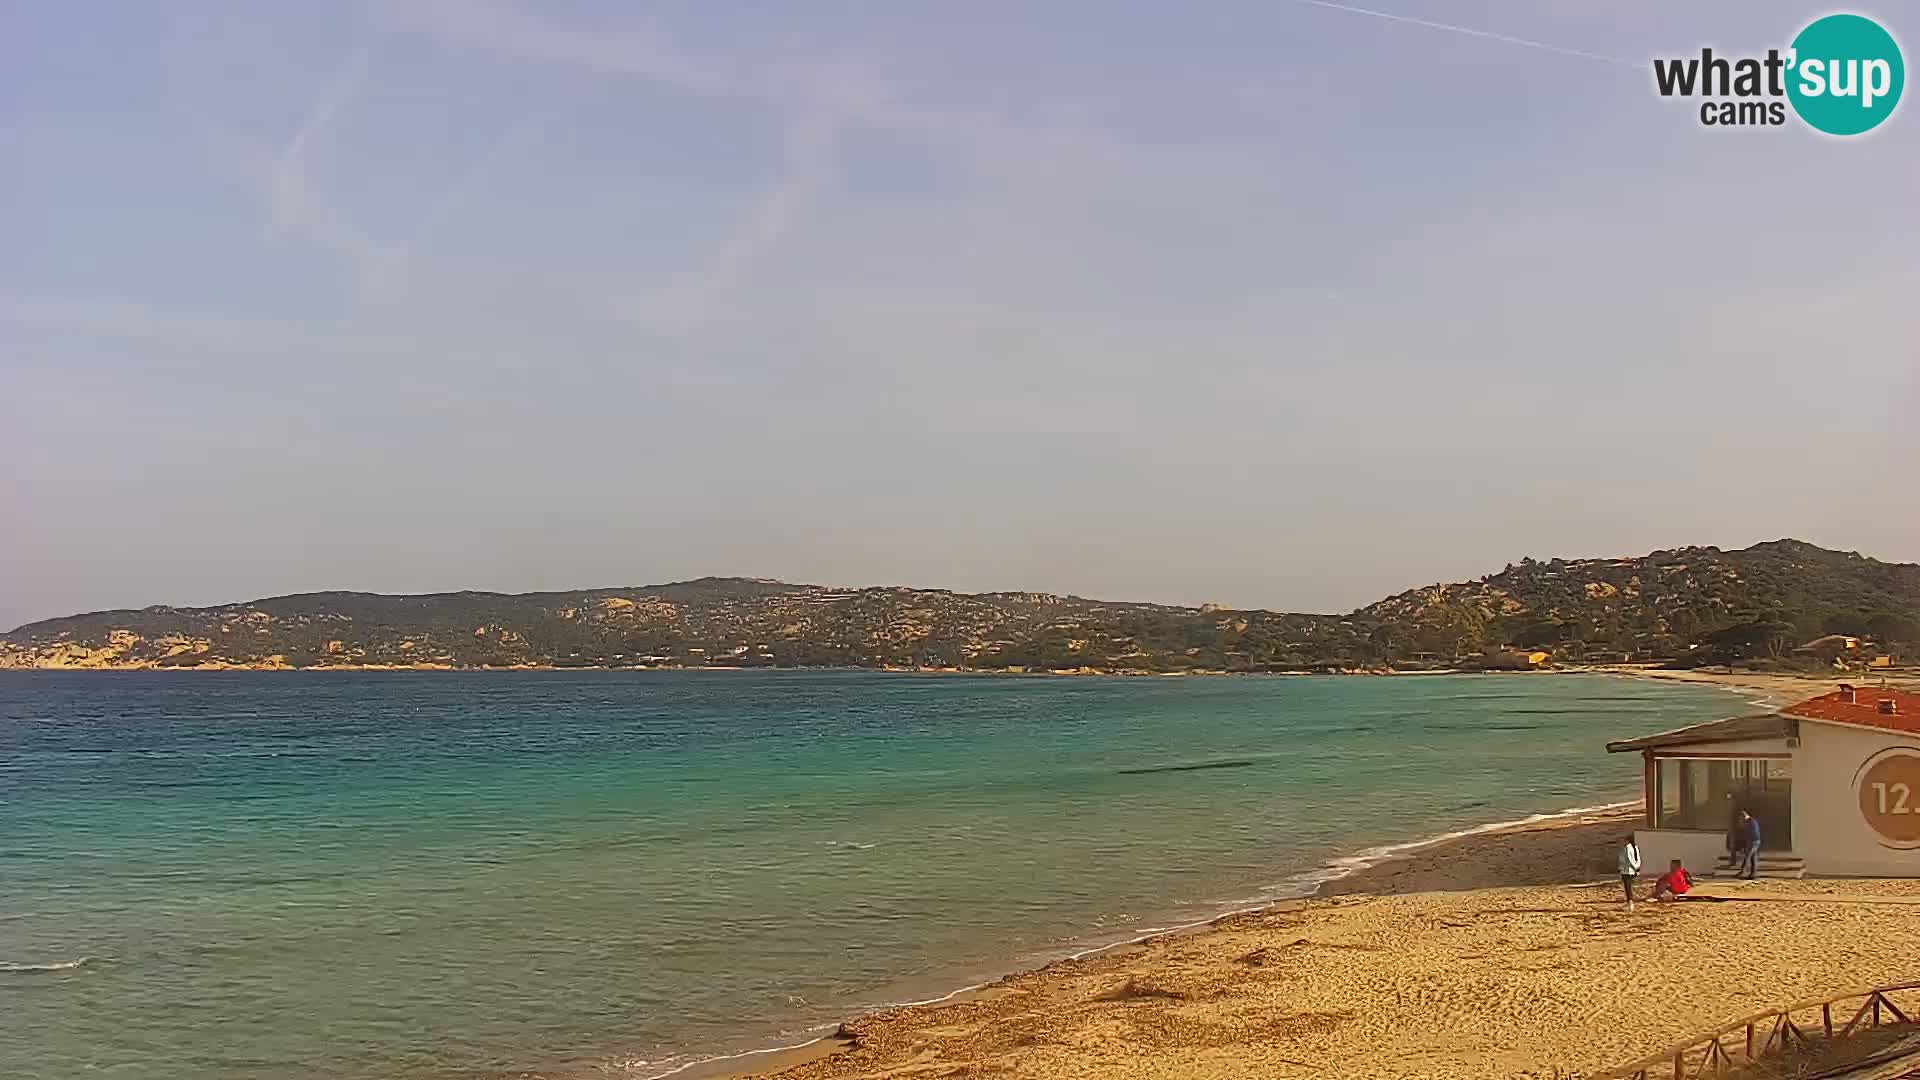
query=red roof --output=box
[1781,687,1920,735]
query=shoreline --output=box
[1590,665,1915,707]
[631,668,1905,1080]
[607,671,1865,1080]
[0,662,1425,674]
[699,807,1920,1080]
[7,664,1909,701]
[632,798,1649,1080]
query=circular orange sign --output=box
[1856,749,1920,848]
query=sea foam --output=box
[0,957,94,973]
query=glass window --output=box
[1652,757,1793,848]
[1655,759,1734,831]
[1658,758,1682,822]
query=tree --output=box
[1702,619,1796,663]
[1824,612,1871,636]
[1367,624,1394,662]
[1865,611,1920,646]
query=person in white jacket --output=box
[1618,836,1643,909]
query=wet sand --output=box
[733,809,1920,1080]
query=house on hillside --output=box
[1481,648,1550,670]
[1606,686,1920,878]
[1796,634,1864,659]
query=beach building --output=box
[1480,648,1551,670]
[1796,634,1863,659]
[1607,686,1920,878]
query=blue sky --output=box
[3,1,1916,628]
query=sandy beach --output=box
[1590,665,1918,707]
[733,807,1920,1080]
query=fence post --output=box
[1602,984,1920,1080]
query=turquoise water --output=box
[0,671,1739,1079]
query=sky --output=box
[2,1,1916,630]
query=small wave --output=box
[653,963,1081,1078]
[1690,682,1782,709]
[1281,799,1639,893]
[1426,693,1524,703]
[0,957,94,973]
[637,1024,844,1080]
[1500,707,1637,715]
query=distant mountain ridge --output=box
[4,540,1915,671]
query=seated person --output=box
[1651,859,1693,901]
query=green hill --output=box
[1361,539,1919,663]
[3,541,1914,671]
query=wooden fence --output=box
[1596,981,1918,1080]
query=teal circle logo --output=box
[1787,14,1904,135]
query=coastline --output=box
[630,799,1648,1080]
[639,667,1909,1080]
[8,664,1910,702]
[1587,665,1916,707]
[604,670,1871,1080]
[0,662,1402,674]
[698,806,1920,1080]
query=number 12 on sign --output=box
[1872,782,1913,815]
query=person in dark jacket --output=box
[1735,810,1761,879]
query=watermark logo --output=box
[1653,12,1904,135]
[1788,14,1905,133]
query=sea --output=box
[0,670,1747,1080]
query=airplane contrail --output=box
[1292,0,1639,69]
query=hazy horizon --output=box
[5,2,1917,631]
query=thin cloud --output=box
[1291,0,1639,68]
[383,0,725,97]
[0,295,337,355]
[620,109,840,332]
[249,45,390,266]
[387,0,1258,212]
[359,77,596,303]
[274,46,372,183]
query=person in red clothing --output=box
[1651,858,1693,901]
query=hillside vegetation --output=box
[3,540,1914,672]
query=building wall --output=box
[1794,721,1920,877]
[1632,829,1731,876]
